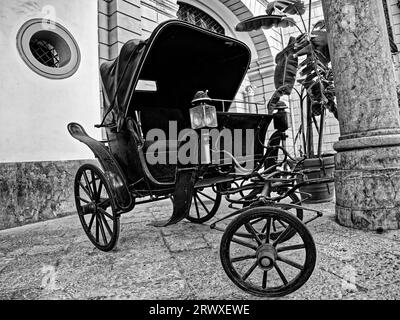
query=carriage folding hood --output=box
[99,20,252,131]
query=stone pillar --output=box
[321,0,400,230]
[245,85,256,113]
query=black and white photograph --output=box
[0,0,399,309]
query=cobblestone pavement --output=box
[0,198,399,300]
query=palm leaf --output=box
[236,15,297,32]
[274,36,298,93]
[267,85,291,113]
[266,0,306,16]
[311,31,330,62]
[309,80,337,118]
[312,19,326,31]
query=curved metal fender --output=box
[150,167,198,227]
[67,122,133,212]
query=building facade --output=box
[0,0,101,229]
[0,0,399,229]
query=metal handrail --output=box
[211,98,263,114]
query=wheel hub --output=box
[256,244,277,270]
[81,202,97,215]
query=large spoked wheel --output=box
[74,164,120,252]
[220,207,316,297]
[270,192,303,243]
[244,191,303,244]
[186,185,222,224]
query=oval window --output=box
[17,19,80,79]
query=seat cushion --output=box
[144,140,179,154]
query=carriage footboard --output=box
[67,122,133,212]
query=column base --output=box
[335,143,400,230]
[336,204,399,231]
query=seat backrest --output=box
[139,107,190,139]
[214,113,273,168]
[126,117,177,186]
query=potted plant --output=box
[236,0,337,202]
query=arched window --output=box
[177,2,225,35]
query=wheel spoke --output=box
[95,216,100,243]
[79,181,92,200]
[91,171,98,200]
[233,231,254,239]
[262,270,268,289]
[98,208,114,220]
[97,214,108,245]
[277,255,304,270]
[98,198,111,209]
[78,197,90,204]
[251,217,264,226]
[193,195,201,219]
[197,190,216,202]
[88,214,95,231]
[277,244,305,253]
[272,219,277,232]
[231,254,256,263]
[230,237,258,250]
[83,171,94,199]
[244,223,263,245]
[274,262,288,285]
[277,220,288,229]
[273,225,294,246]
[242,261,258,281]
[97,180,103,198]
[99,210,113,236]
[196,195,211,215]
[263,217,271,244]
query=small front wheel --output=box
[74,164,120,252]
[220,207,316,297]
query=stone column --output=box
[245,85,256,113]
[321,0,400,230]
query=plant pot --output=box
[293,154,335,203]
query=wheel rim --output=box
[243,193,303,243]
[220,207,316,297]
[186,185,221,224]
[75,165,120,251]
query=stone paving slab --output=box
[0,199,399,300]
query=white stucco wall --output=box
[0,0,101,163]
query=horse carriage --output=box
[68,20,332,297]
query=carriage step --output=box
[195,176,236,188]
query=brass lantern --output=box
[189,90,218,129]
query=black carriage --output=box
[68,20,331,297]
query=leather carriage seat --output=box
[144,139,179,153]
[125,117,180,158]
[138,107,189,157]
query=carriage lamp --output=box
[190,91,218,165]
[189,90,218,129]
